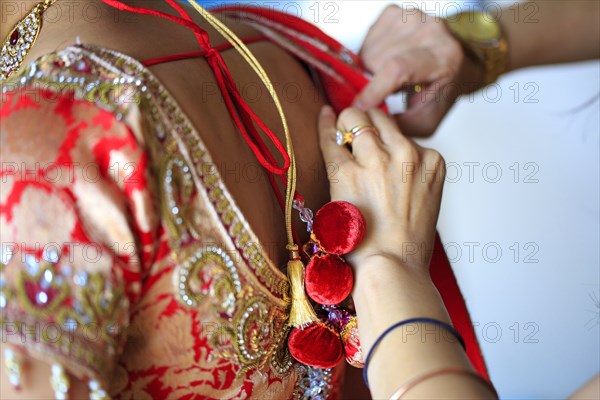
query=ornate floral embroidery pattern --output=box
[175,245,291,374]
[2,44,337,398]
[0,261,11,314]
[2,250,128,388]
[160,154,198,247]
[175,245,240,310]
[16,254,69,318]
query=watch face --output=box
[450,11,501,44]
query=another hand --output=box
[354,5,484,137]
[318,106,446,272]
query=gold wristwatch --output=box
[445,10,508,85]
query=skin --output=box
[569,373,600,400]
[354,1,600,137]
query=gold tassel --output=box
[287,245,317,328]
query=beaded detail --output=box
[50,364,70,399]
[0,0,57,81]
[3,348,22,389]
[293,365,333,400]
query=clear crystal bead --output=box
[24,254,39,275]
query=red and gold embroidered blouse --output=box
[0,39,348,397]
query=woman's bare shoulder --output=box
[5,0,261,71]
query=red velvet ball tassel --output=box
[312,201,366,255]
[288,322,343,369]
[305,253,353,305]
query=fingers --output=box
[354,49,446,110]
[359,5,409,72]
[336,108,385,166]
[366,108,409,146]
[318,105,353,168]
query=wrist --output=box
[351,255,450,342]
[353,254,435,308]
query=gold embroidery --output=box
[159,154,198,247]
[16,258,69,318]
[57,272,127,346]
[211,295,290,374]
[175,245,240,311]
[176,245,292,374]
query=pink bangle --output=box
[389,367,498,399]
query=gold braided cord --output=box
[186,1,297,250]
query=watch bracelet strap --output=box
[482,38,509,85]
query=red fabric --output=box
[211,5,490,380]
[430,233,489,379]
[305,254,354,305]
[312,201,366,255]
[288,322,343,369]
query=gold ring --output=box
[336,124,379,146]
[350,125,379,140]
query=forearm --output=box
[501,1,600,71]
[353,257,494,399]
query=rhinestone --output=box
[36,291,48,304]
[74,271,88,286]
[41,269,53,288]
[335,130,344,146]
[24,254,39,275]
[43,247,60,263]
[61,265,72,276]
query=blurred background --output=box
[208,1,599,398]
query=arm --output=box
[504,1,600,71]
[355,1,600,137]
[318,105,496,399]
[569,373,600,400]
